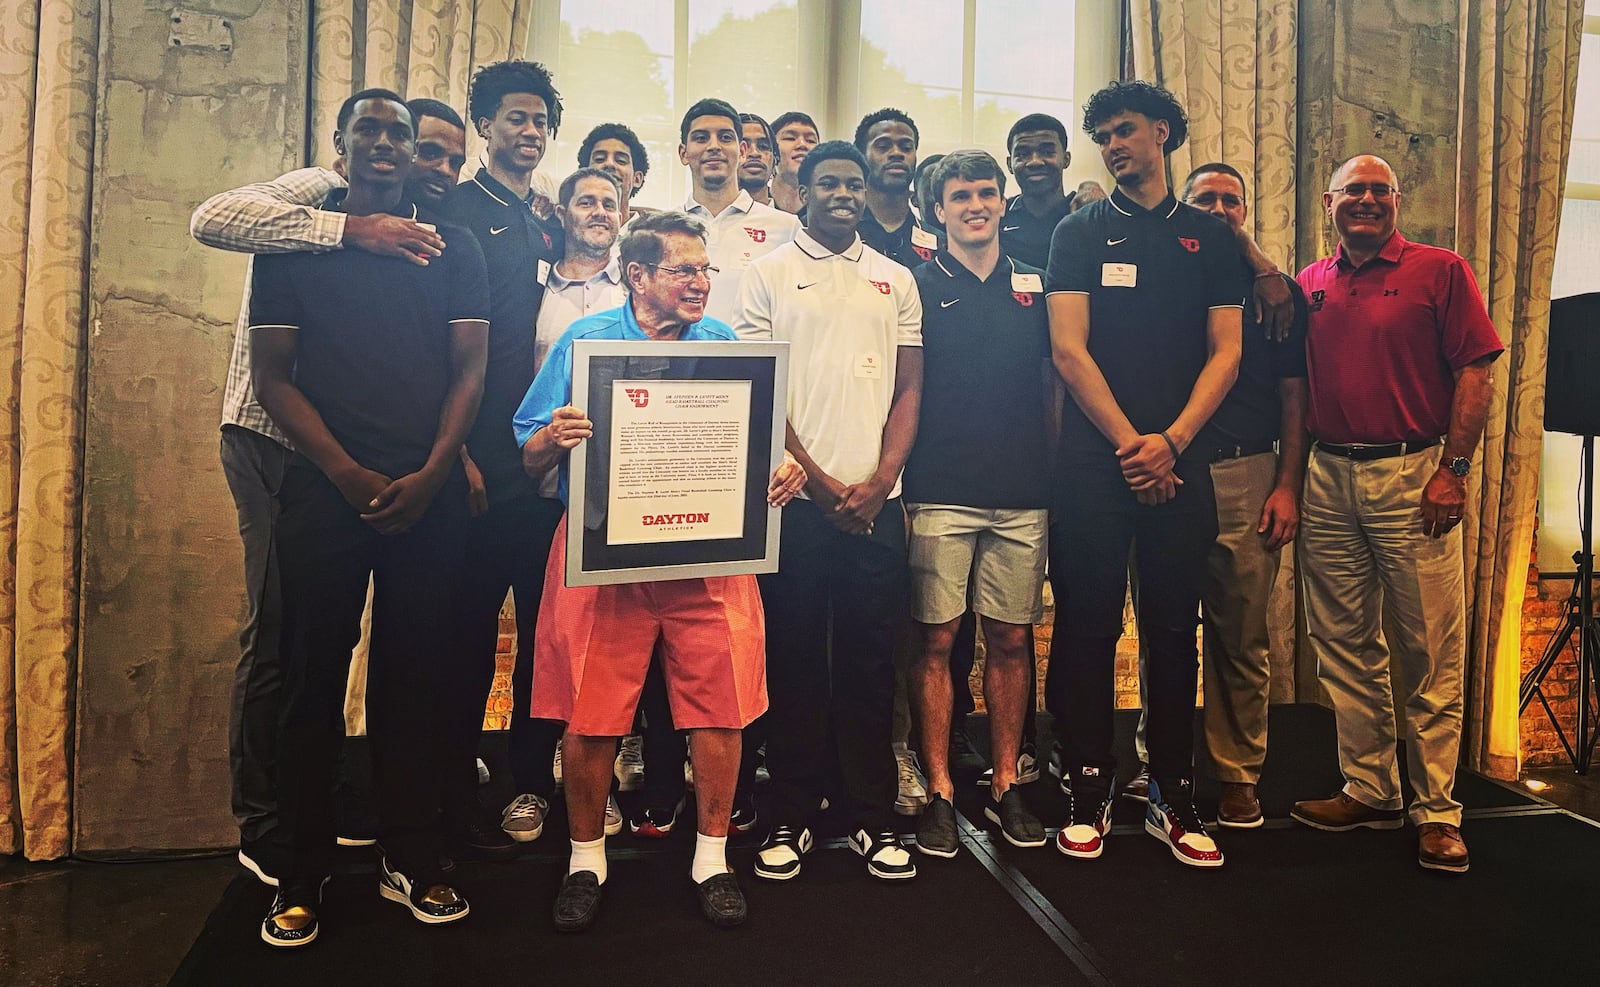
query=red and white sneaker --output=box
[1055,769,1113,859]
[628,797,685,839]
[1146,777,1224,869]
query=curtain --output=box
[308,0,535,172]
[0,0,100,860]
[1127,0,1298,269]
[1455,0,1585,779]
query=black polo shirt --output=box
[1045,187,1246,464]
[903,252,1052,509]
[249,196,491,480]
[1197,269,1309,454]
[1000,191,1076,270]
[443,170,559,507]
[859,203,943,269]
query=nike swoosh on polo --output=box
[1106,236,1127,245]
[797,282,818,289]
[490,226,510,235]
[940,299,960,308]
[1002,225,1021,232]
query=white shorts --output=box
[906,504,1047,626]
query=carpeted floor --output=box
[169,705,1591,986]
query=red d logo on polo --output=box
[914,245,933,261]
[624,387,649,408]
[869,279,891,295]
[1013,291,1034,307]
[744,227,766,243]
[1178,236,1199,253]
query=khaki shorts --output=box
[906,504,1047,626]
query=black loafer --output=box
[695,872,748,928]
[553,871,602,932]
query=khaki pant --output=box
[1300,444,1465,826]
[1201,452,1282,782]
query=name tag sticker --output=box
[416,222,437,234]
[911,226,938,249]
[854,352,884,380]
[537,259,551,285]
[1011,272,1043,293]
[1101,263,1137,288]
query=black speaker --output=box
[1547,292,1600,436]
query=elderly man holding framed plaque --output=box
[513,211,803,933]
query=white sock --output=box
[569,835,607,885]
[691,832,728,884]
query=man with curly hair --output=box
[1045,80,1243,869]
[579,122,650,222]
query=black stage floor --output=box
[170,705,1595,985]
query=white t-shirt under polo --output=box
[734,229,923,498]
[683,189,802,325]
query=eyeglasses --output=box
[646,262,720,280]
[1186,192,1244,209]
[1331,182,1396,199]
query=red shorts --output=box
[531,515,768,736]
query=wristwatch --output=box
[1446,456,1471,477]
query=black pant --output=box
[761,498,908,831]
[274,463,465,885]
[438,492,565,815]
[1046,460,1215,783]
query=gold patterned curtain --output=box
[309,0,535,171]
[1455,0,1585,779]
[0,0,100,860]
[1127,0,1298,269]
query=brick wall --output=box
[1520,524,1597,766]
[484,594,517,731]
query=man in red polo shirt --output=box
[1291,154,1502,874]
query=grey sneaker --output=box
[604,795,623,837]
[893,743,928,816]
[614,735,644,792]
[501,793,549,843]
[915,795,959,858]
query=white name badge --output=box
[1101,263,1137,288]
[537,259,551,285]
[1011,272,1043,293]
[854,352,884,379]
[911,225,938,249]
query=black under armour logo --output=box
[1383,288,1399,296]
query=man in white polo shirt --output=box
[734,140,924,883]
[679,97,801,324]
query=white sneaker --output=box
[849,828,917,880]
[476,757,491,786]
[893,743,928,816]
[615,735,645,792]
[501,793,549,843]
[553,739,563,789]
[978,748,1042,787]
[605,795,623,836]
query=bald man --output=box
[1291,154,1502,875]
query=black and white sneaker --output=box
[978,745,1043,787]
[238,838,287,888]
[730,791,759,833]
[754,825,813,880]
[916,795,960,858]
[848,829,917,880]
[260,879,325,948]
[377,855,471,924]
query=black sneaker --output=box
[238,837,288,888]
[848,829,917,880]
[1146,777,1223,869]
[1055,768,1113,859]
[694,872,748,928]
[377,855,470,924]
[985,788,1046,848]
[730,791,759,833]
[949,723,989,777]
[629,797,685,839]
[260,880,325,948]
[915,795,960,858]
[449,810,520,860]
[553,870,603,931]
[1120,763,1151,802]
[753,825,812,880]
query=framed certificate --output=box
[566,339,789,586]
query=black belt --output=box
[1209,439,1277,463]
[1314,437,1441,461]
